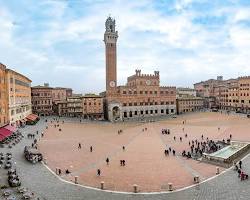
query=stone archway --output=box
[112,106,120,121]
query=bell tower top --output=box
[104,16,118,44]
[105,16,116,33]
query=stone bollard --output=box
[168,183,173,191]
[194,175,199,183]
[133,184,138,193]
[100,181,105,190]
[216,167,220,175]
[74,176,78,184]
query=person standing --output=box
[97,169,101,176]
[106,158,109,165]
[78,143,81,149]
[90,146,93,152]
[239,160,242,169]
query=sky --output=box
[0,0,250,94]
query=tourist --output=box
[173,150,176,156]
[201,134,204,140]
[180,137,182,142]
[90,146,93,152]
[58,169,61,175]
[120,160,123,166]
[239,160,242,169]
[65,169,71,174]
[174,136,176,141]
[185,133,187,138]
[230,134,232,139]
[169,147,172,152]
[78,143,81,149]
[238,169,241,178]
[122,146,125,151]
[123,160,126,166]
[97,169,101,176]
[106,158,109,165]
[189,141,191,146]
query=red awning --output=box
[0,127,12,139]
[3,125,16,132]
[31,114,39,119]
[26,114,37,121]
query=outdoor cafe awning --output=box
[0,126,12,141]
[26,114,38,121]
[3,124,17,133]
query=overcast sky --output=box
[0,0,250,93]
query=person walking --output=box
[78,143,81,149]
[90,146,93,152]
[97,169,101,176]
[106,158,109,165]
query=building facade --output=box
[52,87,72,114]
[0,64,8,127]
[52,87,72,103]
[57,101,68,116]
[82,95,104,119]
[177,87,196,97]
[195,76,250,113]
[6,68,32,126]
[103,17,176,122]
[67,95,83,117]
[31,84,53,116]
[176,97,204,114]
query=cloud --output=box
[0,0,250,93]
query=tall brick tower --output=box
[104,16,118,94]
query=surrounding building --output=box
[57,101,68,116]
[177,87,196,98]
[6,68,32,126]
[82,94,104,119]
[31,84,53,116]
[176,97,204,114]
[194,76,250,113]
[52,87,72,103]
[52,87,72,114]
[176,87,204,114]
[0,64,8,127]
[67,95,83,117]
[103,17,176,122]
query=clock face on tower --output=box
[109,81,116,88]
[146,80,151,86]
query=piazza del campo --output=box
[0,1,250,200]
